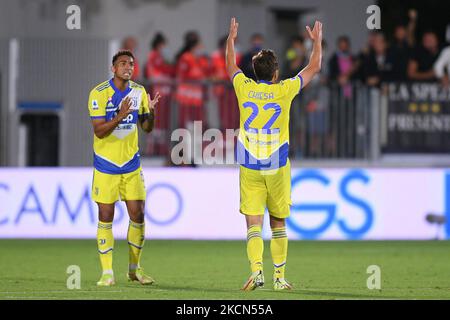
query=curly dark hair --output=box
[112,50,135,65]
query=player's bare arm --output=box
[226,17,241,78]
[139,92,160,133]
[299,21,323,88]
[91,96,133,139]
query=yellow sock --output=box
[97,221,114,274]
[127,220,145,272]
[247,224,264,273]
[271,227,288,279]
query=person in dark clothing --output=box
[238,33,264,80]
[408,31,440,82]
[389,9,417,81]
[353,31,379,82]
[328,36,356,85]
[282,35,306,79]
[327,36,356,157]
[364,33,396,86]
[389,28,411,81]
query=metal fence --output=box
[291,81,379,160]
[141,79,380,163]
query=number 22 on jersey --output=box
[243,101,281,134]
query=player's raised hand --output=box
[147,92,161,113]
[228,17,239,40]
[306,21,323,42]
[118,96,133,120]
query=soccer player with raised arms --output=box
[226,18,323,290]
[88,50,161,286]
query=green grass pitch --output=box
[1,240,450,300]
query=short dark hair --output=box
[175,30,200,61]
[112,50,134,65]
[252,49,278,81]
[151,32,166,50]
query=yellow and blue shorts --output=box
[239,160,291,219]
[91,166,146,204]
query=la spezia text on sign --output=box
[388,83,450,133]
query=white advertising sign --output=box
[0,168,448,240]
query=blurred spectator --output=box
[328,36,358,157]
[353,31,379,81]
[122,36,140,80]
[304,41,331,158]
[145,32,175,156]
[211,36,230,82]
[282,36,306,78]
[328,36,355,83]
[211,35,240,131]
[198,51,211,78]
[394,9,417,48]
[239,33,264,80]
[408,31,440,82]
[364,33,396,86]
[328,36,355,96]
[389,26,411,81]
[175,31,208,128]
[389,10,417,81]
[145,32,174,84]
[434,46,450,87]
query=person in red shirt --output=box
[175,31,209,128]
[145,32,174,83]
[122,36,140,80]
[211,36,229,90]
[145,32,175,156]
[210,36,241,132]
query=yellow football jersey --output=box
[88,79,150,174]
[233,71,303,170]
